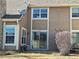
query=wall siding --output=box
[6,21,17,25]
[32,20,47,30]
[26,8,31,47]
[72,19,79,30]
[25,7,70,51]
[49,7,70,51]
[4,46,16,50]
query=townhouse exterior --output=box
[1,0,79,51]
[24,0,79,51]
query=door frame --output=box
[21,27,27,46]
[31,30,48,50]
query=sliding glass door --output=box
[32,31,47,49]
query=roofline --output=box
[29,4,79,7]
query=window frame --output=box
[21,27,27,46]
[32,8,49,20]
[72,31,79,45]
[4,25,16,46]
[31,30,48,50]
[71,7,79,19]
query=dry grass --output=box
[0,51,79,59]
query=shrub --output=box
[55,31,71,55]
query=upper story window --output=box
[32,8,48,19]
[72,8,79,17]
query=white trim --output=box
[72,17,79,19]
[47,8,49,50]
[70,7,79,31]
[16,23,19,50]
[31,8,49,20]
[3,22,5,49]
[2,19,19,21]
[70,7,73,44]
[70,7,72,32]
[71,30,79,32]
[4,44,16,46]
[70,7,79,44]
[21,27,27,46]
[32,18,48,20]
[32,30,48,32]
[70,7,74,44]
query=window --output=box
[22,29,26,45]
[5,27,15,44]
[33,9,39,18]
[32,8,48,19]
[72,8,79,17]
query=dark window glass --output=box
[6,36,14,43]
[33,9,40,18]
[33,32,39,40]
[22,30,26,44]
[33,8,48,19]
[5,27,15,44]
[41,9,47,18]
[72,8,79,17]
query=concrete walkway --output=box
[0,51,79,59]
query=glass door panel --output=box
[72,32,79,44]
[32,31,47,49]
[32,32,40,49]
[40,32,47,49]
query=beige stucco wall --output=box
[72,19,79,30]
[0,0,6,35]
[49,7,70,50]
[0,0,6,17]
[0,0,6,49]
[6,0,25,14]
[30,0,79,7]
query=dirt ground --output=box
[0,51,79,59]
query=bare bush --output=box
[55,31,71,56]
